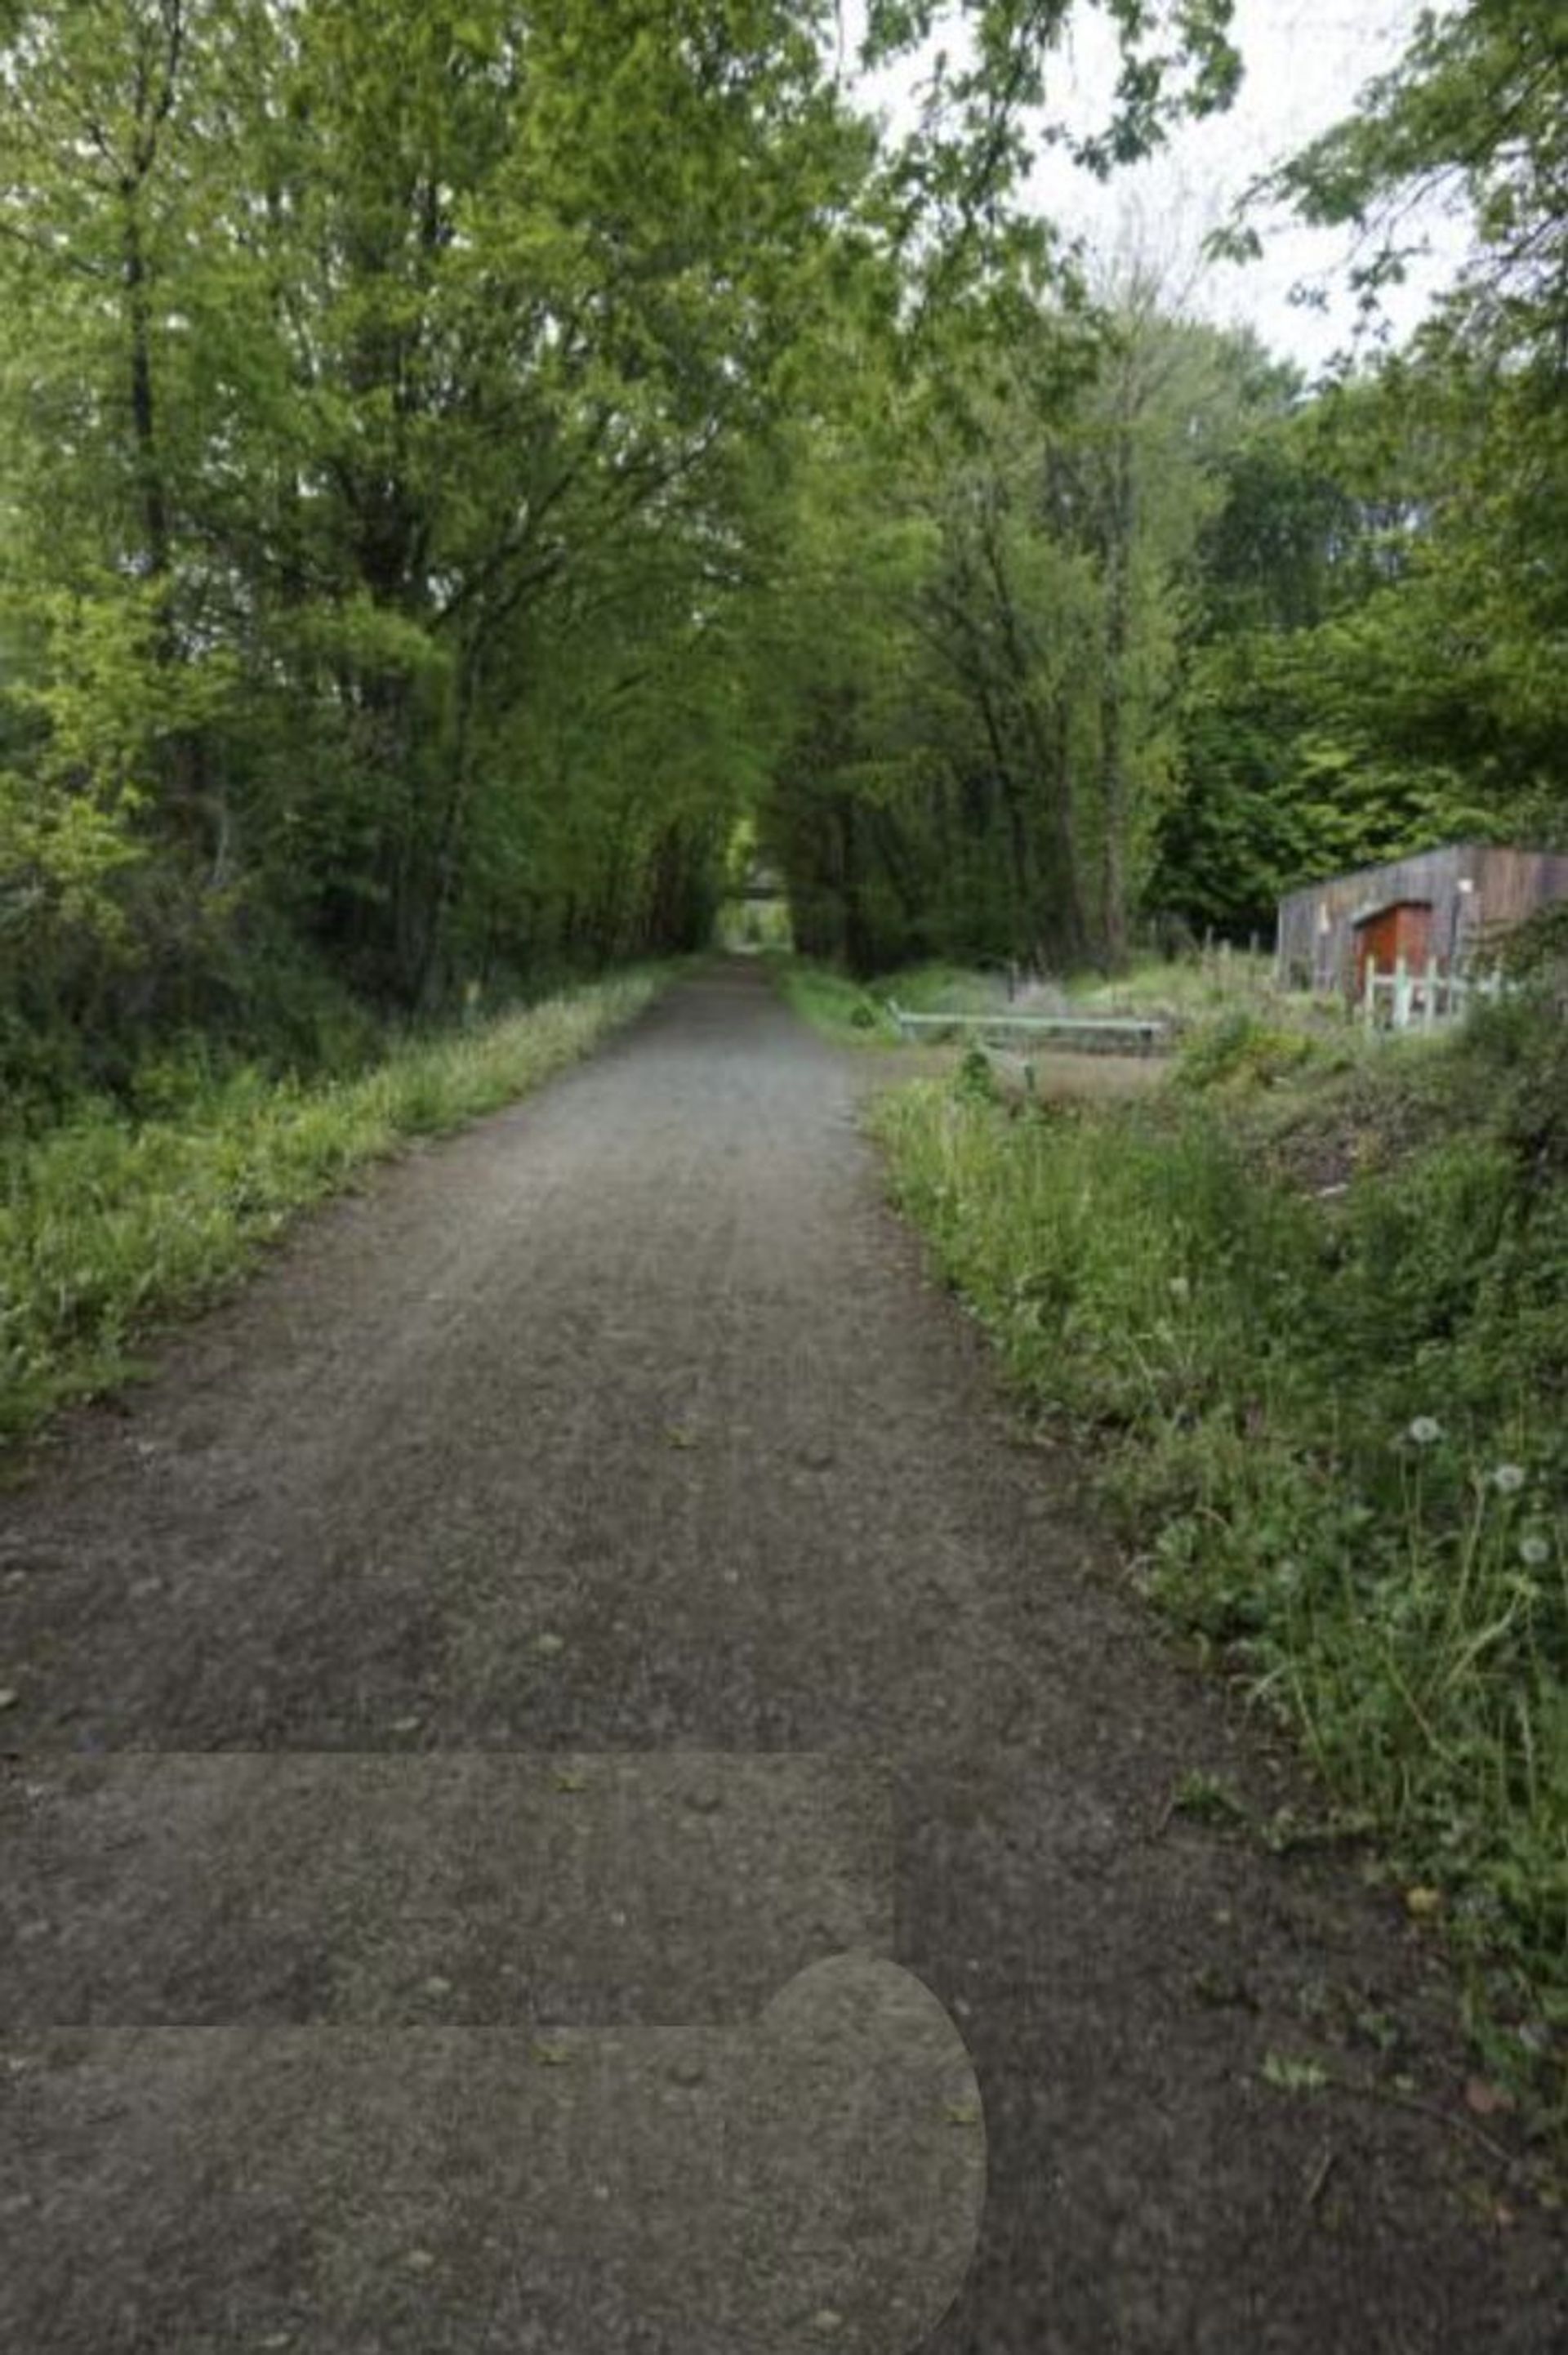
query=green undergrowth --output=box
[776,957,1011,1046]
[775,960,901,1043]
[782,949,1348,1054]
[0,970,663,1445]
[1067,948,1313,1024]
[881,962,1013,1016]
[872,995,1568,2116]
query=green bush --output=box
[1177,1006,1343,1093]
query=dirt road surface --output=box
[2,966,1561,2352]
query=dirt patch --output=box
[1,966,1561,2351]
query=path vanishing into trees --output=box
[1,966,1562,2353]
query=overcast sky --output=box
[851,0,1472,377]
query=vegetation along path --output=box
[2,966,1562,2353]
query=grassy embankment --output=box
[0,971,663,1447]
[776,959,942,1044]
[775,958,1033,1047]
[778,944,1325,1055]
[793,955,1565,2118]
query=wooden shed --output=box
[1276,843,1568,998]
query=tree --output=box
[1191,0,1568,899]
[0,0,1263,1074]
[1260,0,1566,360]
[0,0,880,1068]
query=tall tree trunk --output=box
[838,798,872,976]
[1049,689,1089,968]
[973,510,1089,970]
[1098,426,1135,969]
[122,192,170,582]
[410,651,483,1010]
[123,164,217,865]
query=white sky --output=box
[849,0,1474,377]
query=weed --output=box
[954,1044,1000,1105]
[1262,2052,1331,2094]
[1176,1008,1343,1094]
[1170,1768,1251,1829]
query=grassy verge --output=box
[0,970,663,1445]
[774,957,1014,1046]
[778,949,1347,1057]
[774,959,902,1045]
[871,1001,1567,2114]
[1067,947,1319,1024]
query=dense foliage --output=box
[0,0,866,1099]
[1165,0,1568,931]
[757,0,1568,965]
[3,2,1562,1065]
[0,0,1255,1100]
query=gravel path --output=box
[2,964,1561,2351]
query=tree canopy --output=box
[1,0,1562,1088]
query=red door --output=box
[1354,902,1432,997]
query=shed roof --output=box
[1350,896,1432,927]
[1280,840,1568,920]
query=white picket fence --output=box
[1361,957,1509,1033]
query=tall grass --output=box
[776,957,1015,1046]
[873,1053,1567,2086]
[1067,947,1293,1020]
[0,972,662,1442]
[775,961,901,1044]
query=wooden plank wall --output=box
[1276,844,1568,992]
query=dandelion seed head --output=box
[1491,1464,1526,1495]
[1518,1534,1551,1568]
[1406,1416,1442,1447]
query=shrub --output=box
[1177,1006,1340,1093]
